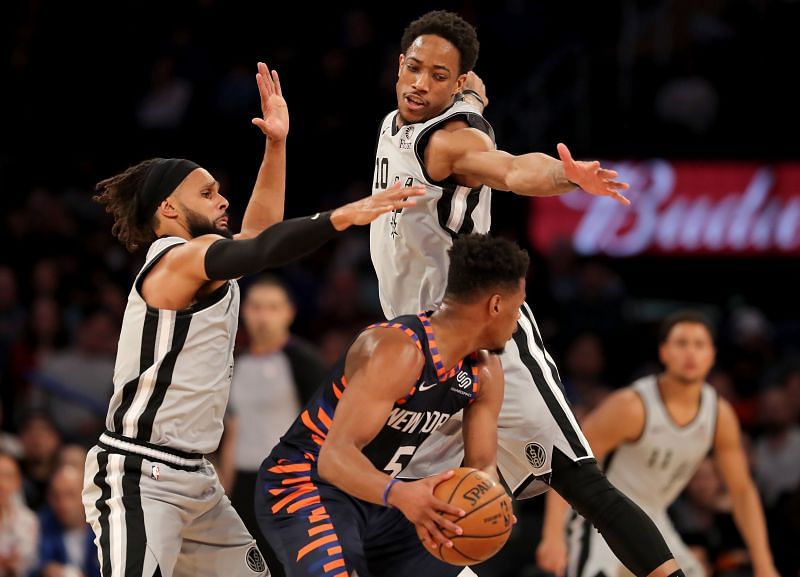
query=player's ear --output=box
[657,343,668,366]
[158,197,179,220]
[488,293,502,317]
[398,54,405,78]
[454,73,468,94]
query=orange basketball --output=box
[430,467,513,566]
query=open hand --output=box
[252,62,288,142]
[558,142,630,206]
[330,181,425,230]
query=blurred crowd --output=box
[2,1,800,577]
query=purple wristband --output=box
[382,478,400,507]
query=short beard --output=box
[488,347,505,355]
[184,206,232,239]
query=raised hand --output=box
[557,143,630,206]
[252,61,289,142]
[330,181,425,230]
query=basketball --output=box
[430,467,513,566]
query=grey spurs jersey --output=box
[604,374,718,512]
[370,100,495,318]
[105,236,240,455]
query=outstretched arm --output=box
[142,182,423,309]
[714,399,779,577]
[239,62,289,238]
[207,182,425,278]
[425,125,629,205]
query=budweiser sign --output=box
[529,161,800,256]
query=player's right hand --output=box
[535,536,568,577]
[386,470,466,550]
[330,181,425,230]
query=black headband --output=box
[136,158,201,225]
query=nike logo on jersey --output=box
[417,381,438,392]
[310,213,320,220]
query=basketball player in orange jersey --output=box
[255,234,526,577]
[369,10,688,577]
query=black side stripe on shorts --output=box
[512,317,589,459]
[93,451,112,577]
[112,311,159,432]
[520,304,566,391]
[575,517,593,577]
[122,455,146,577]
[136,313,192,441]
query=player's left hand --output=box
[252,61,289,142]
[330,181,425,230]
[557,143,630,206]
[462,71,488,108]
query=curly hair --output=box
[400,10,479,74]
[445,234,529,302]
[93,159,160,252]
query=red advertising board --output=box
[528,161,800,256]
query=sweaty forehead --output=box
[407,34,460,70]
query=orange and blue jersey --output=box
[254,312,479,577]
[269,311,480,477]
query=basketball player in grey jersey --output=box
[369,10,693,577]
[538,311,779,577]
[82,62,423,577]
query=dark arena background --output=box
[2,2,799,576]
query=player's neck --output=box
[428,310,480,372]
[155,222,192,241]
[249,333,289,355]
[658,373,703,404]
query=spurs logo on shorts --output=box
[525,442,547,469]
[245,546,266,573]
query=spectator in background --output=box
[560,331,611,418]
[32,310,116,445]
[0,266,25,363]
[18,412,61,510]
[0,406,22,460]
[752,385,800,508]
[55,446,88,473]
[35,464,99,577]
[0,267,26,430]
[6,297,69,429]
[0,451,39,577]
[220,276,327,577]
